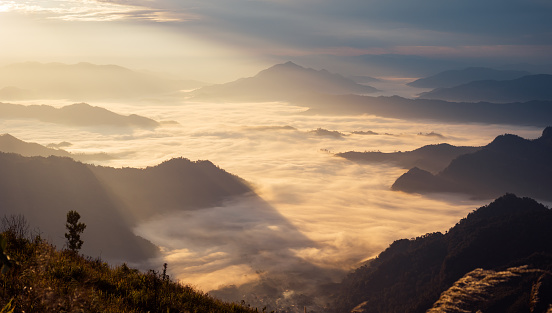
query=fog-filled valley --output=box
[1,59,552,312]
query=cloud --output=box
[1,98,546,310]
[0,0,196,22]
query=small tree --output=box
[65,210,86,253]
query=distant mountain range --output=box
[330,194,552,312]
[0,102,159,128]
[337,143,481,173]
[295,94,552,127]
[418,74,552,103]
[0,153,252,263]
[0,62,206,101]
[190,61,379,102]
[392,127,552,201]
[408,67,531,89]
[0,133,116,162]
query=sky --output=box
[1,0,551,82]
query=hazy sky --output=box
[1,0,551,82]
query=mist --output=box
[0,94,543,310]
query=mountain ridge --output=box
[190,61,379,101]
[418,74,552,102]
[392,127,552,201]
[0,62,206,101]
[408,67,531,89]
[330,194,552,313]
[337,143,481,173]
[0,152,252,263]
[0,102,159,129]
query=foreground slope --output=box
[0,232,257,313]
[392,127,552,201]
[331,194,552,313]
[0,153,252,263]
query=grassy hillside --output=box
[0,223,260,313]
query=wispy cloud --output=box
[0,0,196,22]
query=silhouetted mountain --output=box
[337,143,481,173]
[190,61,379,101]
[0,153,252,263]
[330,194,552,313]
[392,127,552,201]
[91,158,252,222]
[418,74,552,103]
[0,62,206,101]
[0,102,159,128]
[0,133,115,161]
[295,94,552,127]
[0,134,72,158]
[408,67,531,89]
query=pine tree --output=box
[65,210,86,253]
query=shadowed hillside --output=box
[337,143,481,173]
[91,158,252,221]
[330,194,552,313]
[392,127,552,201]
[0,153,252,263]
[190,61,378,102]
[0,102,159,129]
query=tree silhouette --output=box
[65,210,86,253]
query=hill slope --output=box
[190,61,378,102]
[0,231,257,313]
[0,153,252,263]
[330,194,552,313]
[418,74,552,102]
[407,67,531,89]
[392,127,552,201]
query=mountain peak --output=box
[282,61,301,68]
[542,126,552,139]
[486,133,529,151]
[264,61,304,73]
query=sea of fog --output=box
[0,96,544,308]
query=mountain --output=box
[407,67,531,89]
[0,133,115,162]
[190,61,379,102]
[330,194,552,313]
[418,74,552,103]
[0,62,206,101]
[0,134,73,158]
[295,94,552,127]
[0,102,159,128]
[0,153,252,263]
[337,143,481,173]
[392,127,552,201]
